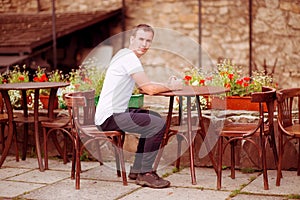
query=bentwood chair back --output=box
[276,87,300,186]
[64,90,127,189]
[0,93,19,161]
[41,100,73,170]
[217,86,278,190]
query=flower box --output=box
[207,96,268,112]
[128,94,144,108]
[40,95,58,109]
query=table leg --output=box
[187,96,196,185]
[34,89,44,171]
[0,91,14,167]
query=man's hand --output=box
[167,76,183,91]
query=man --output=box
[95,24,181,188]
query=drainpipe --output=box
[37,0,41,12]
[198,0,202,69]
[249,0,253,77]
[122,0,126,48]
[52,0,57,70]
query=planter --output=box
[207,96,268,112]
[128,94,144,108]
[40,95,58,109]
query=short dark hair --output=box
[131,24,154,37]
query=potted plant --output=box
[2,65,30,109]
[128,87,144,108]
[183,59,278,111]
[32,67,67,109]
[59,64,105,108]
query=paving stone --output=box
[7,169,70,184]
[166,167,259,191]
[21,179,140,200]
[242,170,300,196]
[0,156,299,200]
[0,180,44,198]
[232,194,285,200]
[120,187,231,200]
[0,167,32,179]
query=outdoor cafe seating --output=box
[216,86,278,190]
[64,90,127,189]
[276,87,300,186]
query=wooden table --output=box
[0,82,69,171]
[153,86,228,184]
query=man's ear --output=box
[129,36,134,45]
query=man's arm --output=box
[132,71,181,95]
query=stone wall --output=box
[125,0,300,89]
[2,0,300,88]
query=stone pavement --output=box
[0,156,299,200]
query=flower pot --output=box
[207,96,268,112]
[128,94,144,108]
[40,95,58,109]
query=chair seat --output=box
[80,125,124,137]
[221,123,259,136]
[0,113,8,121]
[13,114,50,123]
[169,125,201,132]
[41,117,71,128]
[284,124,300,137]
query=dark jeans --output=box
[97,108,166,173]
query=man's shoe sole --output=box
[135,179,170,188]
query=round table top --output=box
[155,86,229,97]
[0,82,70,90]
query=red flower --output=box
[18,75,25,81]
[40,74,48,82]
[199,79,205,85]
[184,75,192,81]
[236,79,243,86]
[243,82,249,87]
[206,76,213,81]
[243,76,251,82]
[33,77,40,82]
[228,73,234,80]
[84,77,92,84]
[224,83,231,88]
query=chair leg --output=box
[217,137,223,190]
[269,132,281,179]
[13,124,19,162]
[71,143,76,180]
[276,134,283,186]
[261,135,269,190]
[63,133,68,164]
[75,136,81,190]
[116,136,127,186]
[298,138,300,176]
[175,135,183,169]
[230,140,235,179]
[21,123,29,160]
[113,138,121,177]
[43,127,49,170]
[0,124,5,152]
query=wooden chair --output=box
[276,87,300,186]
[64,90,127,189]
[41,108,72,170]
[0,93,19,161]
[12,91,49,161]
[216,86,278,190]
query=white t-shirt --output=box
[95,48,144,125]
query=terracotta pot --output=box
[40,95,58,109]
[206,96,268,112]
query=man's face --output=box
[129,29,154,57]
